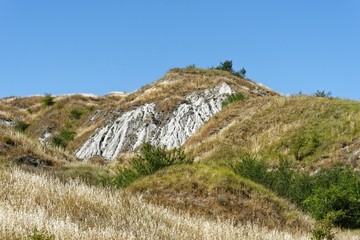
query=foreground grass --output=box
[0,167,316,240]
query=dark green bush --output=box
[222,93,246,107]
[52,130,76,148]
[14,120,30,132]
[314,90,332,98]
[43,94,55,106]
[232,156,360,228]
[304,167,360,228]
[70,109,84,120]
[214,60,246,78]
[216,60,234,72]
[109,143,192,188]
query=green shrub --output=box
[70,109,84,120]
[222,93,246,107]
[109,143,192,188]
[232,156,360,228]
[185,64,196,69]
[311,219,334,240]
[14,120,30,132]
[233,67,247,78]
[28,227,55,240]
[314,90,332,98]
[43,94,55,106]
[304,167,360,228]
[52,130,76,148]
[214,60,246,78]
[216,60,234,72]
[232,154,268,183]
[289,132,320,161]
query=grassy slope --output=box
[186,95,360,170]
[129,94,360,233]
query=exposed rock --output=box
[38,131,52,145]
[0,116,15,126]
[154,82,233,148]
[76,103,160,160]
[76,83,233,161]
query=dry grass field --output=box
[0,167,315,240]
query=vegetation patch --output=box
[42,94,55,106]
[222,92,247,108]
[104,143,193,188]
[52,130,76,149]
[69,109,84,120]
[129,162,310,229]
[232,154,360,228]
[14,120,30,132]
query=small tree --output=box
[216,60,234,73]
[43,94,55,106]
[239,67,246,77]
[314,90,332,98]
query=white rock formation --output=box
[38,131,52,145]
[154,82,232,148]
[76,83,233,160]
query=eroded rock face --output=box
[76,83,233,160]
[0,117,15,126]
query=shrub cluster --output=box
[213,60,246,78]
[14,121,30,132]
[232,155,360,228]
[314,90,332,98]
[43,94,55,106]
[52,130,76,149]
[107,143,193,188]
[70,109,84,120]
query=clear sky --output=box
[0,1,359,100]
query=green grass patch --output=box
[69,109,84,120]
[14,120,30,132]
[52,130,76,149]
[222,93,246,108]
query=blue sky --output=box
[0,1,359,99]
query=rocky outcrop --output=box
[0,117,15,126]
[76,83,233,160]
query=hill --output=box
[0,67,359,239]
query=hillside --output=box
[0,68,359,239]
[186,95,360,171]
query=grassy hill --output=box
[0,68,359,239]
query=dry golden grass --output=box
[129,164,313,231]
[120,68,278,114]
[0,126,74,165]
[0,167,317,240]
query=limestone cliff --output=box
[76,83,233,160]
